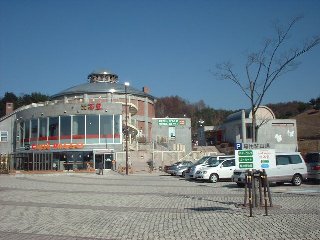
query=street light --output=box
[124,82,130,175]
[110,88,115,102]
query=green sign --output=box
[158,119,185,126]
[239,163,253,168]
[239,157,253,162]
[238,150,253,156]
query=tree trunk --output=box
[252,106,256,142]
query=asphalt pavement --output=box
[0,171,319,240]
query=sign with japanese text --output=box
[158,119,185,126]
[243,143,270,150]
[81,103,103,111]
[31,142,84,151]
[235,149,276,170]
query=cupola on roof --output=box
[87,70,118,83]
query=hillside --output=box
[293,109,320,154]
[294,109,320,140]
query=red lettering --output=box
[88,103,95,110]
[95,103,102,110]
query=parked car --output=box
[174,161,194,177]
[232,152,308,187]
[167,161,193,175]
[188,155,235,179]
[164,162,179,173]
[194,158,236,183]
[305,152,320,183]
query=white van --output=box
[231,152,308,187]
[194,158,235,183]
[188,155,234,179]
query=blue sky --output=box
[1,0,319,110]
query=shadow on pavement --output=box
[185,206,231,212]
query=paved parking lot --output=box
[0,171,319,240]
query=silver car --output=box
[167,161,193,175]
[174,162,194,177]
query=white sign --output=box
[235,149,276,170]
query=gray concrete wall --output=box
[151,118,192,154]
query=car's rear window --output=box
[195,156,210,165]
[305,153,320,163]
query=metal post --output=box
[110,88,115,102]
[125,82,130,175]
[244,171,248,206]
[262,169,268,216]
[248,170,253,217]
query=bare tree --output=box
[215,16,320,142]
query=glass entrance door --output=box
[94,153,114,170]
[104,154,113,169]
[95,154,103,169]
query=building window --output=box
[31,119,38,142]
[0,131,8,142]
[86,115,99,143]
[39,117,48,141]
[17,122,24,146]
[24,120,30,144]
[114,115,121,143]
[60,116,71,142]
[100,115,113,143]
[49,117,59,140]
[72,115,85,143]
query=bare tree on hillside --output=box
[215,16,320,142]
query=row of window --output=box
[0,131,8,142]
[17,114,122,145]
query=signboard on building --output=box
[235,142,271,150]
[168,126,176,140]
[235,148,276,170]
[158,119,185,126]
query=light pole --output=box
[110,88,115,102]
[124,82,130,175]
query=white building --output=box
[220,106,298,152]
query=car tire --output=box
[182,171,186,178]
[292,174,303,186]
[236,182,245,187]
[209,173,219,183]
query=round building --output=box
[13,70,156,171]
